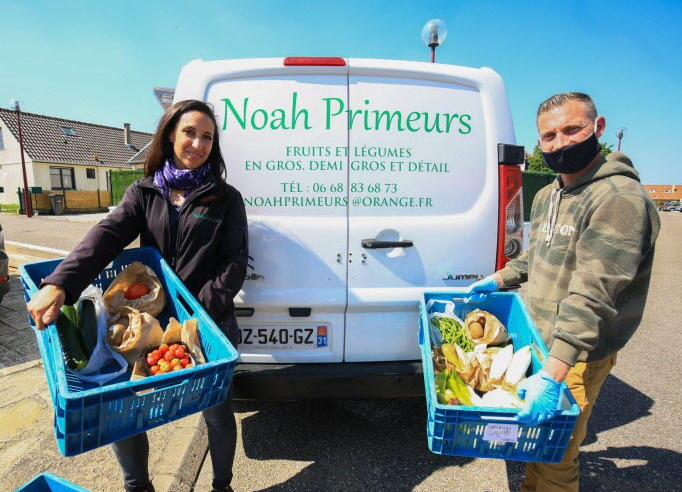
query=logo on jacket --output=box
[540,222,576,237]
[192,213,222,224]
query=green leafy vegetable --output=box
[431,316,474,352]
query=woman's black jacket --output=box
[43,175,248,322]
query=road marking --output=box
[6,241,70,256]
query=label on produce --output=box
[483,423,519,443]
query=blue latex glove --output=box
[516,371,562,426]
[465,276,499,303]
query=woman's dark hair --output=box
[144,100,226,178]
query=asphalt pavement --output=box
[1,211,681,492]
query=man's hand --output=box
[516,371,562,426]
[465,275,501,302]
[27,284,66,330]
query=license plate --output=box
[238,325,328,350]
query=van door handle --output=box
[361,239,414,249]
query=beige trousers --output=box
[521,353,618,492]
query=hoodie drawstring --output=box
[545,188,562,246]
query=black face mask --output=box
[541,132,600,174]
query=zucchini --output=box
[77,299,98,357]
[56,305,88,370]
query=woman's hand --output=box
[27,284,66,330]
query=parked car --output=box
[0,221,9,304]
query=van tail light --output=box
[496,144,525,271]
[283,57,346,66]
[0,276,8,283]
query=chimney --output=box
[124,123,131,148]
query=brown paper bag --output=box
[162,317,206,364]
[464,309,509,346]
[130,317,207,382]
[103,262,166,317]
[107,307,163,366]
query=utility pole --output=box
[11,100,33,218]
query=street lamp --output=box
[9,99,33,218]
[421,19,448,63]
[616,127,628,152]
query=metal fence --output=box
[110,170,144,206]
[522,171,556,221]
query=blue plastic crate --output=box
[13,473,90,492]
[20,247,239,456]
[419,291,580,463]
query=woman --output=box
[27,100,248,492]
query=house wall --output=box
[33,162,123,193]
[0,119,36,205]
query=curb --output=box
[6,241,67,270]
[169,418,210,492]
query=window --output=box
[86,168,96,179]
[50,167,76,189]
[59,126,76,136]
[0,128,4,150]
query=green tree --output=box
[525,142,613,172]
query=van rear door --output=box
[180,59,350,363]
[344,59,515,362]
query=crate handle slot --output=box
[176,289,195,318]
[480,414,518,422]
[134,377,191,396]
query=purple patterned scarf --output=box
[153,158,211,199]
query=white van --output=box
[172,57,524,399]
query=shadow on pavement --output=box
[236,398,472,492]
[583,373,653,446]
[504,374,655,491]
[581,446,682,491]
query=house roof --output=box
[128,141,151,164]
[642,184,682,201]
[0,108,153,168]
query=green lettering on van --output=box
[459,114,472,134]
[323,97,345,129]
[291,92,312,130]
[222,97,248,130]
[373,111,405,131]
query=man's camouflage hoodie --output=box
[498,152,660,365]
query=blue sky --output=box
[1,0,680,184]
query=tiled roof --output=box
[0,108,153,168]
[642,184,682,201]
[128,141,151,164]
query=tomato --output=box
[164,351,174,362]
[175,347,186,358]
[158,360,169,372]
[124,283,151,300]
[150,365,160,375]
[159,344,169,354]
[146,356,157,367]
[173,365,183,371]
[152,349,162,359]
[185,363,194,369]
[180,358,190,368]
[170,358,181,367]
[169,344,180,354]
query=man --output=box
[470,92,659,491]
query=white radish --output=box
[505,345,532,386]
[489,344,514,380]
[480,388,524,409]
